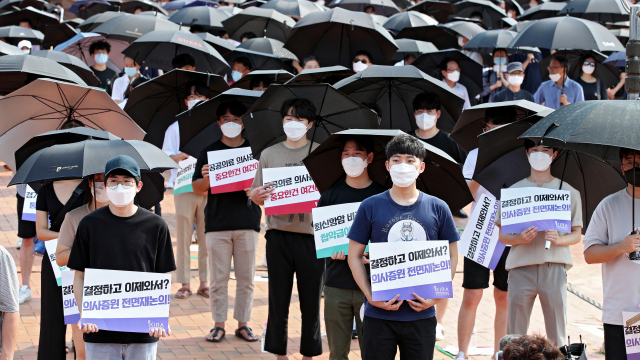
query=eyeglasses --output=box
[583,61,595,67]
[106,179,136,189]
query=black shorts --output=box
[462,247,510,292]
[16,194,36,239]
[604,323,625,360]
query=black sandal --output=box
[205,327,225,343]
[235,326,259,342]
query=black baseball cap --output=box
[104,155,140,178]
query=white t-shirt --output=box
[111,74,130,102]
[462,148,490,212]
[118,98,127,109]
[583,189,640,326]
[161,121,180,187]
[442,78,471,109]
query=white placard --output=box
[173,156,197,195]
[62,270,80,325]
[22,185,37,221]
[500,187,571,234]
[623,311,640,359]
[44,238,68,286]
[262,166,319,215]
[313,202,359,258]
[207,147,258,194]
[458,193,505,270]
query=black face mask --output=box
[626,167,640,187]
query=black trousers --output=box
[362,315,437,360]
[604,323,626,360]
[264,229,325,357]
[38,250,67,360]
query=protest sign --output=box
[44,239,68,286]
[173,156,197,195]
[207,147,259,194]
[458,193,505,270]
[62,270,80,325]
[500,187,571,234]
[369,241,452,301]
[624,311,640,360]
[81,269,171,333]
[22,185,37,221]
[313,202,360,258]
[262,166,319,215]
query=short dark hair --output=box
[134,5,143,11]
[354,50,372,63]
[523,138,555,153]
[104,169,141,185]
[484,107,517,125]
[364,5,374,11]
[249,75,271,90]
[301,55,318,68]
[361,102,381,114]
[89,40,111,55]
[189,25,205,33]
[61,119,85,129]
[413,92,441,112]
[552,55,567,68]
[440,57,458,71]
[339,136,374,154]
[493,48,507,57]
[386,134,426,161]
[18,18,33,27]
[183,80,210,99]
[619,147,638,161]
[172,53,195,69]
[470,10,482,18]
[280,98,316,121]
[580,54,597,73]
[216,100,247,119]
[240,31,256,40]
[234,56,252,71]
[503,334,562,360]
[123,76,148,99]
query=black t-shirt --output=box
[91,66,116,95]
[192,139,262,233]
[67,206,177,344]
[490,88,534,103]
[317,180,386,290]
[35,182,87,232]
[410,129,467,165]
[578,77,609,101]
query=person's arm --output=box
[585,232,640,264]
[36,210,58,240]
[74,270,99,333]
[292,60,303,73]
[467,180,481,196]
[498,224,538,245]
[0,311,19,360]
[56,243,71,267]
[449,240,458,279]
[544,226,582,247]
[607,73,626,100]
[249,155,274,206]
[191,164,210,194]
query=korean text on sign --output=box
[62,271,80,325]
[262,166,319,216]
[458,193,504,270]
[207,147,259,194]
[500,187,571,234]
[44,238,68,286]
[312,202,360,258]
[173,156,197,195]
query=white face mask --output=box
[389,163,420,187]
[528,151,553,171]
[415,113,437,130]
[220,122,242,138]
[283,121,309,141]
[231,70,243,82]
[508,75,524,86]
[353,61,368,72]
[447,70,460,82]
[106,184,137,207]
[21,49,30,54]
[94,53,108,65]
[187,99,201,110]
[342,157,368,177]
[582,65,595,75]
[92,182,110,203]
[549,73,561,82]
[457,36,465,47]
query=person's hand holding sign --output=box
[331,250,346,260]
[520,226,537,244]
[408,293,439,312]
[201,164,210,181]
[78,320,99,333]
[545,229,562,245]
[249,182,275,206]
[369,294,403,311]
[150,325,171,338]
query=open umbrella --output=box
[42,23,78,49]
[516,2,565,20]
[369,14,388,25]
[223,47,291,71]
[284,65,354,84]
[508,19,532,31]
[167,6,229,32]
[453,0,506,29]
[462,28,516,53]
[63,19,85,28]
[328,0,400,16]
[411,49,484,100]
[79,0,121,18]
[538,49,620,89]
[30,50,100,86]
[221,7,295,42]
[609,28,628,47]
[283,8,398,67]
[121,29,229,73]
[560,0,628,24]
[242,83,380,159]
[120,0,168,15]
[405,0,455,24]
[77,11,125,32]
[603,50,625,67]
[231,69,293,89]
[163,0,220,10]
[124,69,229,147]
[397,20,485,50]
[196,32,235,54]
[0,25,44,44]
[259,0,325,19]
[0,6,59,32]
[0,54,87,95]
[382,10,438,36]
[390,38,438,63]
[136,11,169,19]
[92,12,181,43]
[0,78,145,170]
[334,64,465,133]
[0,0,47,10]
[0,41,22,55]
[238,37,298,61]
[177,88,262,156]
[54,32,128,72]
[67,0,110,15]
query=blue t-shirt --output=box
[348,190,459,321]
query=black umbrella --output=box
[136,11,169,19]
[238,37,298,61]
[303,128,474,211]
[0,25,44,44]
[559,0,628,24]
[63,18,85,28]
[42,23,78,49]
[196,32,235,55]
[284,65,354,84]
[539,49,621,89]
[410,49,484,100]
[231,69,293,89]
[462,28,516,53]
[508,19,532,31]
[122,29,229,73]
[0,54,87,95]
[450,100,551,153]
[124,69,229,148]
[221,7,295,42]
[120,0,168,16]
[0,6,59,32]
[328,0,400,16]
[501,17,517,29]
[177,88,262,156]
[259,0,325,19]
[382,10,438,36]
[0,0,47,10]
[396,20,485,50]
[167,6,229,32]
[390,38,438,63]
[0,41,21,55]
[405,0,455,24]
[77,11,125,32]
[283,8,398,67]
[242,83,380,159]
[223,47,292,71]
[334,64,465,133]
[93,12,181,43]
[516,2,565,21]
[453,0,506,29]
[79,0,121,19]
[29,50,100,86]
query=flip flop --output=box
[174,288,192,299]
[205,327,225,343]
[235,326,259,342]
[197,288,209,298]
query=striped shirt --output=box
[0,245,19,355]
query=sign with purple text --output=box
[62,270,80,325]
[499,187,571,234]
[81,269,171,333]
[369,241,452,301]
[262,166,319,216]
[313,202,360,258]
[458,193,504,270]
[44,238,68,286]
[22,185,36,221]
[208,147,259,194]
[624,311,640,360]
[173,156,197,195]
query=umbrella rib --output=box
[56,83,73,111]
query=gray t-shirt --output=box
[583,189,640,326]
[0,245,19,355]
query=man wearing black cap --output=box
[68,155,176,359]
[490,62,535,103]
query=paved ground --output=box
[0,166,607,359]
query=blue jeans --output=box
[85,342,157,360]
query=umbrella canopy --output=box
[177,88,262,156]
[67,0,110,15]
[0,41,22,55]
[120,0,168,16]
[507,16,625,53]
[283,8,398,68]
[42,23,78,49]
[0,0,47,10]
[453,0,506,29]
[0,78,145,170]
[221,7,295,42]
[124,69,229,148]
[559,0,628,24]
[77,11,125,32]
[462,29,516,53]
[603,50,625,67]
[0,25,44,44]
[54,32,128,72]
[0,6,59,32]
[508,19,532,31]
[405,0,455,23]
[334,64,464,133]
[516,2,565,21]
[242,83,380,159]
[260,0,325,19]
[450,100,551,153]
[609,28,628,47]
[397,20,485,50]
[63,19,85,28]
[135,11,169,19]
[121,29,229,73]
[382,10,438,36]
[80,0,121,19]
[284,65,354,84]
[29,50,100,86]
[328,0,400,16]
[369,14,388,25]
[238,37,298,61]
[167,6,229,31]
[411,49,484,100]
[390,38,438,63]
[231,69,293,89]
[92,12,181,43]
[163,0,220,10]
[0,54,87,95]
[538,49,620,89]
[223,47,291,71]
[303,128,474,210]
[196,31,235,54]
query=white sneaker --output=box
[19,285,31,304]
[436,323,445,341]
[455,351,466,360]
[16,238,22,249]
